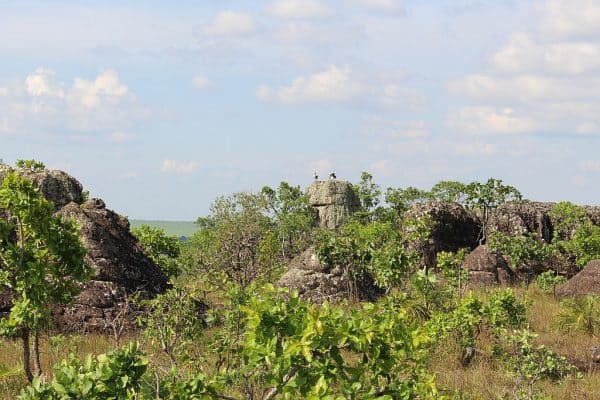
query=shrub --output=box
[555,295,600,337]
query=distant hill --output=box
[130,220,199,238]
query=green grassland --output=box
[129,219,199,238]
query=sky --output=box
[0,0,599,220]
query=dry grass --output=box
[1,286,599,399]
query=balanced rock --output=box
[555,260,600,297]
[307,180,360,229]
[462,245,516,287]
[277,247,381,303]
[405,201,480,268]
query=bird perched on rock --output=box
[313,171,318,180]
[329,172,336,180]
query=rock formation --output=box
[277,247,381,303]
[461,245,516,287]
[307,180,361,229]
[0,166,169,332]
[405,201,480,268]
[555,260,600,297]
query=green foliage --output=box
[260,181,315,259]
[139,288,205,366]
[132,224,182,278]
[484,289,527,330]
[464,178,522,244]
[14,160,45,171]
[384,186,431,216]
[510,330,574,399]
[18,342,148,399]
[561,221,600,268]
[535,271,566,294]
[488,232,553,274]
[436,249,469,296]
[242,286,439,399]
[555,295,600,337]
[549,202,600,268]
[429,181,468,204]
[0,171,90,379]
[316,219,422,294]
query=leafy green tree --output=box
[464,178,522,244]
[488,232,554,283]
[260,181,315,260]
[430,180,468,204]
[190,192,279,290]
[535,271,567,295]
[384,186,431,216]
[132,224,181,279]
[0,171,89,381]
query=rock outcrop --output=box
[461,245,516,287]
[277,247,381,303]
[488,202,554,242]
[405,201,480,268]
[555,260,600,297]
[0,167,169,333]
[307,180,360,229]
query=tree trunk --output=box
[21,328,33,382]
[33,329,42,378]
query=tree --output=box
[0,171,89,381]
[384,186,431,216]
[430,180,468,204]
[260,181,314,260]
[132,224,181,279]
[464,178,522,244]
[190,192,278,290]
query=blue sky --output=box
[1,0,599,220]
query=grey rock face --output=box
[0,166,169,333]
[277,247,381,303]
[405,201,480,268]
[555,260,600,297]
[306,180,361,229]
[461,245,516,287]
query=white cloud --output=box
[161,159,200,175]
[192,75,211,89]
[25,67,64,98]
[67,70,129,111]
[580,160,600,172]
[539,0,600,39]
[110,131,134,143]
[0,87,8,96]
[447,106,537,135]
[491,33,600,75]
[453,142,498,156]
[266,0,330,18]
[262,65,360,104]
[204,11,255,36]
[348,0,402,11]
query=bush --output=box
[535,271,567,294]
[555,295,600,337]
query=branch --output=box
[262,366,301,400]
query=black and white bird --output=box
[329,172,336,180]
[313,171,318,180]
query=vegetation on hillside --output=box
[1,163,600,399]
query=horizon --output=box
[1,0,599,220]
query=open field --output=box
[130,219,199,238]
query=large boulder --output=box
[0,166,169,333]
[52,199,169,332]
[0,165,84,210]
[405,201,480,268]
[555,260,600,297]
[307,180,360,229]
[461,245,516,287]
[277,247,381,303]
[488,202,554,242]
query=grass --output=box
[1,286,599,399]
[130,219,199,238]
